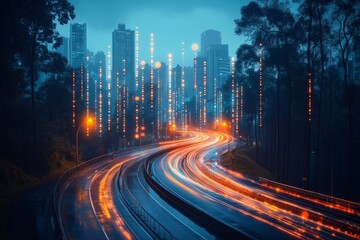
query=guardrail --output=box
[143,149,252,239]
[53,147,135,240]
[259,177,360,214]
[117,151,176,240]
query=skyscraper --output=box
[112,24,135,93]
[200,29,221,57]
[199,29,230,128]
[69,23,87,68]
[112,24,135,141]
[194,56,207,129]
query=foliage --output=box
[0,0,75,176]
[234,0,360,201]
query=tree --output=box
[332,0,360,191]
[13,0,75,160]
[235,0,304,182]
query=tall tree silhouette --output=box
[332,0,360,192]
[12,0,74,161]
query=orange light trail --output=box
[150,131,360,239]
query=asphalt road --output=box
[10,130,360,239]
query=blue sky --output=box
[57,0,248,66]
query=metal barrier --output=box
[142,148,252,239]
[117,158,176,240]
[259,177,360,214]
[53,147,134,239]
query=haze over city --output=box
[57,0,246,65]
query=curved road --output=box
[55,131,360,239]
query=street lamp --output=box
[76,117,93,166]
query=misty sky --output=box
[57,0,248,66]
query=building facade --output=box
[70,23,87,68]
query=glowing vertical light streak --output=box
[155,62,162,138]
[194,58,198,128]
[80,64,84,101]
[191,43,199,128]
[116,72,120,132]
[134,28,140,141]
[168,54,173,126]
[135,27,139,91]
[235,82,239,136]
[107,46,111,131]
[122,59,126,139]
[181,42,185,130]
[150,33,155,138]
[219,91,223,124]
[135,95,140,140]
[99,65,103,136]
[123,84,126,139]
[214,75,218,129]
[107,80,111,132]
[240,83,244,119]
[231,57,235,135]
[141,61,146,127]
[72,70,76,128]
[199,91,203,129]
[203,60,207,127]
[308,72,312,121]
[86,56,90,136]
[94,76,98,133]
[259,43,263,128]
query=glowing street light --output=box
[76,117,93,166]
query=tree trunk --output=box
[305,0,313,190]
[285,36,292,183]
[341,49,353,196]
[30,36,37,160]
[315,1,325,191]
[276,64,281,181]
[30,30,38,163]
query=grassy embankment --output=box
[220,146,273,180]
[0,159,76,239]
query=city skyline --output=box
[57,0,247,66]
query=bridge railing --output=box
[118,159,176,240]
[53,147,134,239]
[259,177,360,214]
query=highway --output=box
[54,131,360,239]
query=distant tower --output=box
[112,24,135,140]
[112,24,135,93]
[193,56,207,129]
[200,29,221,57]
[206,44,230,128]
[69,23,87,68]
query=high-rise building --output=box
[194,56,207,129]
[154,62,167,139]
[112,24,135,141]
[112,24,135,93]
[200,29,221,57]
[207,44,230,127]
[199,29,230,129]
[69,23,87,68]
[173,64,182,126]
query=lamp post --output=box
[76,117,93,166]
